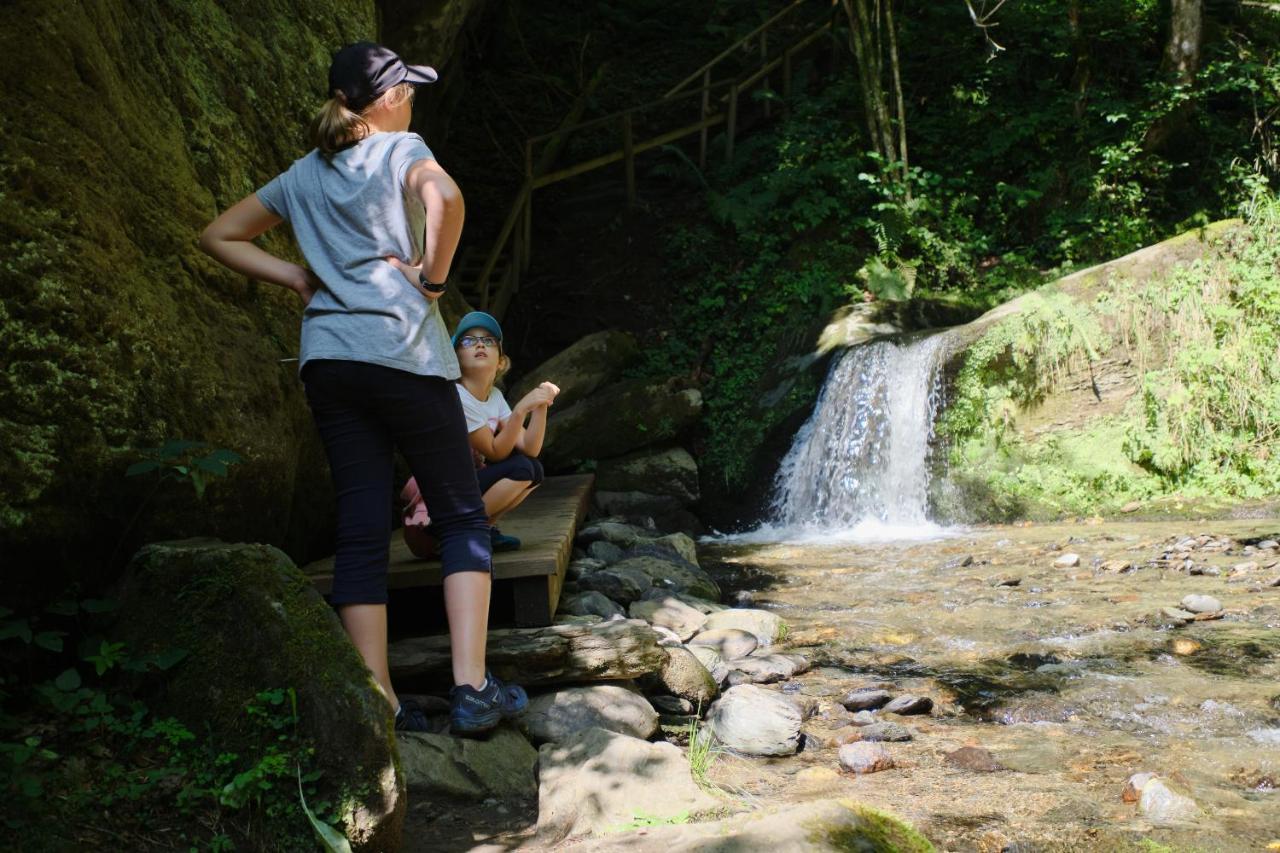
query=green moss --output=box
[815,802,935,852]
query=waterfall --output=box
[769,331,954,534]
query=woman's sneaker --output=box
[449,672,528,736]
[490,526,521,552]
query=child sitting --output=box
[452,311,558,551]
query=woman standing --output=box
[199,42,525,735]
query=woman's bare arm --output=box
[199,195,318,303]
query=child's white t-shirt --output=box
[457,384,512,434]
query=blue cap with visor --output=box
[452,311,504,348]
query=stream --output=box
[702,520,1280,850]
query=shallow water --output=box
[702,518,1280,852]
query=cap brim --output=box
[403,64,438,84]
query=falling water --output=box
[769,331,954,536]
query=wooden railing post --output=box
[522,141,533,271]
[726,82,738,162]
[760,30,771,118]
[622,112,636,207]
[698,69,710,170]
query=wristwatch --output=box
[418,273,447,294]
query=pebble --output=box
[1180,594,1222,614]
[883,695,933,716]
[840,688,893,712]
[1099,560,1132,573]
[838,742,895,774]
[944,746,1005,772]
[1053,553,1081,568]
[991,575,1021,587]
[849,710,878,726]
[859,721,913,742]
[1260,539,1279,550]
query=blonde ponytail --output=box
[309,82,416,156]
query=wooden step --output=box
[303,474,594,627]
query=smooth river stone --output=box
[689,627,758,660]
[840,688,893,712]
[1180,594,1222,614]
[883,695,933,716]
[838,742,895,774]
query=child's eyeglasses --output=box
[458,335,499,349]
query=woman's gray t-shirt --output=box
[255,132,459,379]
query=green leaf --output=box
[125,460,161,477]
[54,669,82,692]
[79,598,118,614]
[298,767,353,853]
[193,457,228,476]
[190,470,206,500]
[0,619,32,644]
[33,631,66,652]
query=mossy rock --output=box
[543,376,702,471]
[595,446,700,502]
[508,329,640,411]
[114,539,403,852]
[0,0,479,597]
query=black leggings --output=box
[476,451,544,493]
[302,360,491,605]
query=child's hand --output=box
[516,381,560,413]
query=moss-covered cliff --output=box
[0,0,481,594]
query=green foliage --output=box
[0,598,336,850]
[939,195,1280,518]
[126,439,244,501]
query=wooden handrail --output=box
[469,0,840,319]
[664,0,811,98]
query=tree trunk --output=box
[1144,0,1203,152]
[841,0,905,176]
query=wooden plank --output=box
[533,114,727,190]
[305,474,594,596]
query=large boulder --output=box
[543,377,703,470]
[609,555,720,602]
[114,540,402,852]
[398,727,538,800]
[519,684,659,742]
[595,447,700,502]
[629,595,707,640]
[640,646,719,708]
[509,330,639,411]
[703,608,786,647]
[536,727,720,844]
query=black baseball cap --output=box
[328,42,438,111]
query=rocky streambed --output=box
[401,518,1280,851]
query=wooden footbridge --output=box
[305,475,593,627]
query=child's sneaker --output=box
[490,526,521,552]
[449,672,528,736]
[394,700,432,733]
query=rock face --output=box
[595,447,701,503]
[0,0,482,596]
[706,684,803,756]
[388,619,666,687]
[399,727,538,799]
[114,541,402,852]
[519,684,659,743]
[536,727,719,844]
[508,330,638,411]
[564,799,934,852]
[543,377,703,470]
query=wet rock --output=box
[1099,560,1133,573]
[629,595,707,640]
[587,540,625,565]
[519,684,658,743]
[729,654,802,685]
[730,590,755,607]
[1138,778,1199,825]
[1260,539,1279,550]
[686,644,730,685]
[642,646,719,708]
[1170,638,1202,656]
[650,695,694,715]
[689,627,758,660]
[558,591,626,621]
[706,684,804,756]
[1232,561,1259,574]
[1053,553,1081,568]
[536,727,718,844]
[944,746,1005,772]
[1157,606,1197,626]
[702,608,786,647]
[576,563,652,605]
[849,710,878,726]
[643,588,724,614]
[650,625,683,646]
[629,532,700,566]
[566,557,606,581]
[1122,772,1156,803]
[400,727,538,800]
[609,555,720,602]
[944,555,975,569]
[988,694,1077,725]
[838,742,895,774]
[840,688,893,711]
[859,721,913,742]
[576,521,645,549]
[883,695,934,716]
[1180,594,1222,614]
[991,574,1022,587]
